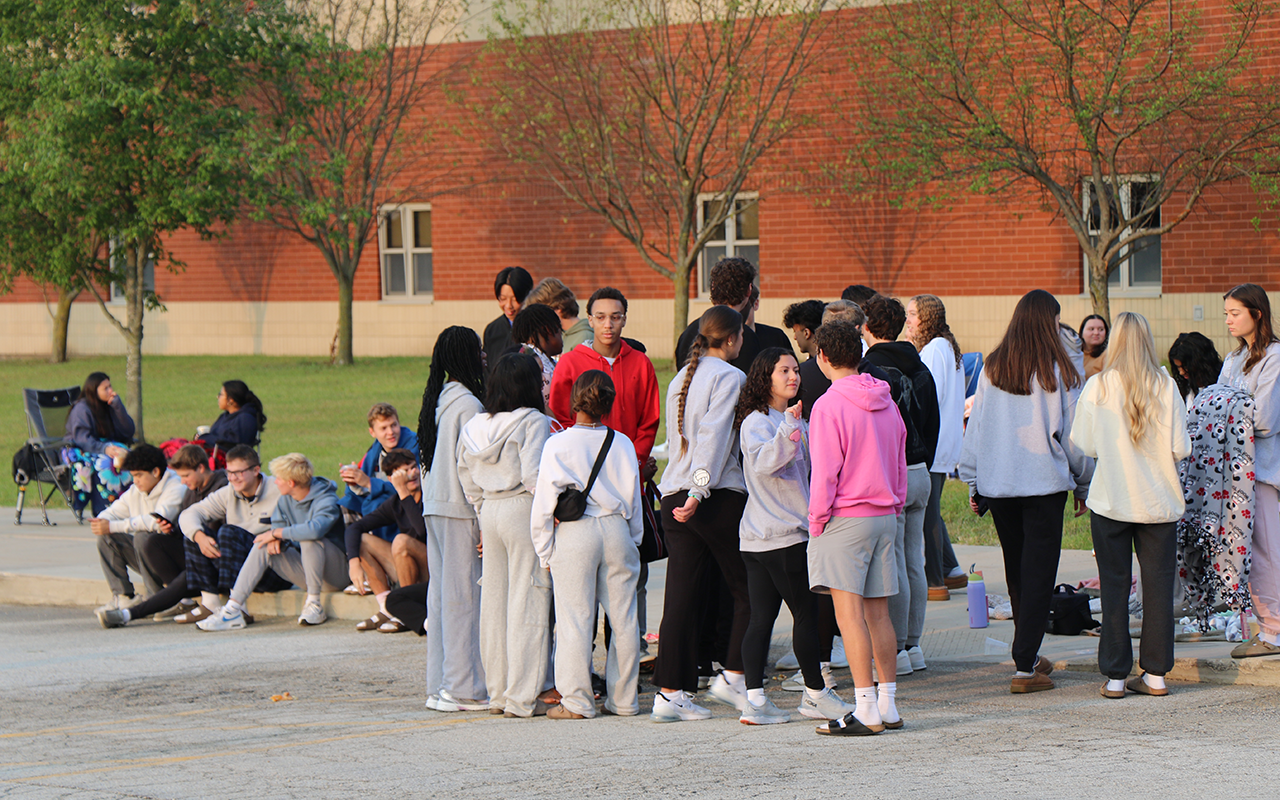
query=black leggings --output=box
[137,531,185,586]
[986,492,1067,672]
[386,581,428,636]
[126,572,192,619]
[741,542,822,691]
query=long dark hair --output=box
[222,380,267,434]
[676,306,742,456]
[1168,332,1223,400]
[79,372,113,437]
[985,290,1080,395]
[418,326,485,470]
[1079,314,1110,358]
[484,352,545,415]
[1225,283,1279,375]
[734,348,793,430]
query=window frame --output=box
[1081,174,1162,298]
[697,192,759,297]
[107,239,155,305]
[378,203,434,303]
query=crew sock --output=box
[877,681,898,723]
[853,686,881,728]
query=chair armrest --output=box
[27,436,69,451]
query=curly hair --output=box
[571,370,616,420]
[814,320,863,370]
[733,348,794,429]
[910,294,962,369]
[1168,332,1223,401]
[676,306,742,456]
[417,326,485,470]
[782,300,825,334]
[708,257,757,307]
[863,294,906,341]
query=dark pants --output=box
[386,581,428,636]
[924,472,961,586]
[137,531,186,587]
[815,593,837,660]
[184,524,291,595]
[1092,513,1176,679]
[986,492,1067,673]
[696,562,734,675]
[653,489,749,692]
[742,542,822,691]
[127,573,190,619]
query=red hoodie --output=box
[549,341,660,463]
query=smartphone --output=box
[151,512,174,529]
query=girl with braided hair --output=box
[651,305,751,723]
[417,326,489,714]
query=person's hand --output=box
[476,539,484,557]
[348,559,368,594]
[89,518,110,536]
[640,457,658,484]
[104,386,119,405]
[266,538,283,555]
[195,530,221,559]
[969,497,981,515]
[672,495,700,523]
[339,463,368,488]
[104,445,128,460]
[155,518,173,534]
[254,529,282,549]
[389,467,411,497]
[785,400,802,420]
[1074,496,1088,517]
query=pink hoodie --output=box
[808,372,907,538]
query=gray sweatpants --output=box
[230,539,348,606]
[889,464,931,650]
[97,530,165,598]
[478,493,552,717]
[425,515,486,703]
[549,514,641,717]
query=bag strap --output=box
[582,428,615,501]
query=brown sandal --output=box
[356,612,390,632]
[174,603,214,624]
[376,617,408,633]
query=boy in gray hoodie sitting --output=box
[199,453,347,630]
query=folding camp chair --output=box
[16,386,82,525]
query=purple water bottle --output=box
[967,567,988,629]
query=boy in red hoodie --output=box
[807,320,907,737]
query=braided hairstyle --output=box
[909,294,962,369]
[676,305,742,456]
[733,347,793,430]
[418,326,485,471]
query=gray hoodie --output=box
[456,407,550,514]
[272,476,344,548]
[739,408,809,552]
[657,355,746,500]
[422,381,484,519]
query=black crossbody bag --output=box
[554,428,614,522]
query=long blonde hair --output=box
[1098,312,1164,445]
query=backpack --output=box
[12,444,42,485]
[878,364,930,466]
[1047,583,1100,635]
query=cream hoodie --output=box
[98,469,186,534]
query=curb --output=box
[1055,655,1280,689]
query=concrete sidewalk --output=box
[4,505,1278,686]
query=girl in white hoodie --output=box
[1070,312,1190,698]
[457,352,552,718]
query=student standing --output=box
[959,290,1093,694]
[482,267,534,376]
[532,371,644,719]
[1218,284,1280,659]
[1168,332,1223,408]
[458,352,553,717]
[1079,315,1110,380]
[511,303,565,407]
[652,306,750,722]
[419,327,489,712]
[1070,312,1190,697]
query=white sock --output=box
[200,591,220,609]
[1014,670,1034,677]
[225,599,244,615]
[1106,678,1125,692]
[724,671,745,688]
[877,682,898,723]
[306,593,321,606]
[120,608,132,624]
[1261,631,1280,646]
[375,591,389,615]
[853,686,881,727]
[746,688,766,706]
[1143,673,1166,690]
[804,686,826,701]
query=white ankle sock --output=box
[1143,673,1166,690]
[225,599,244,615]
[375,591,389,615]
[306,593,321,606]
[1107,678,1125,692]
[746,688,766,706]
[1261,631,1280,646]
[1014,670,1034,677]
[877,682,898,723]
[804,686,826,701]
[200,591,220,609]
[120,608,132,623]
[853,687,881,727]
[725,671,745,688]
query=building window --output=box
[379,204,432,298]
[698,193,759,295]
[108,241,154,303]
[1083,177,1161,293]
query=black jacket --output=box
[675,314,794,374]
[343,492,426,560]
[862,341,941,468]
[798,356,891,421]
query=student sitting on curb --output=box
[337,403,420,548]
[199,453,347,630]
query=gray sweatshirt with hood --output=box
[456,407,550,514]
[272,476,344,548]
[422,381,484,519]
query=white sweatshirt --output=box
[531,425,643,569]
[1069,369,1191,523]
[920,337,966,474]
[98,469,186,534]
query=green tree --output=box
[476,0,832,351]
[0,0,296,437]
[855,0,1280,320]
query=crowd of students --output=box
[75,259,1280,735]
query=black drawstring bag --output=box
[554,428,614,522]
[1047,583,1100,635]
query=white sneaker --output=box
[830,636,849,668]
[781,664,837,692]
[433,689,489,712]
[907,645,927,671]
[196,603,246,631]
[774,649,800,670]
[651,690,712,722]
[798,687,856,720]
[740,697,790,725]
[896,650,914,676]
[298,601,327,626]
[706,673,748,712]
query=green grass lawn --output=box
[2,354,1093,550]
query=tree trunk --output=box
[336,275,355,366]
[671,264,691,364]
[50,285,80,363]
[123,243,146,442]
[1085,250,1112,322]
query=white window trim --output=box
[697,192,759,298]
[1081,175,1162,299]
[107,239,155,305]
[378,203,434,303]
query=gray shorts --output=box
[807,514,898,598]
